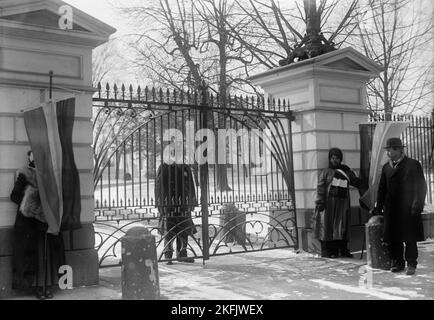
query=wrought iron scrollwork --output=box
[94,201,296,267]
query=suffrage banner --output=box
[359,121,410,211]
[24,101,63,235]
[57,98,82,231]
[359,123,376,197]
[23,98,81,234]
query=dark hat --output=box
[384,137,405,149]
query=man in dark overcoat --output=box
[155,162,198,264]
[375,137,426,275]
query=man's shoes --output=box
[340,250,354,258]
[406,266,416,275]
[177,257,195,263]
[44,288,53,299]
[164,251,173,264]
[321,253,337,258]
[390,264,405,273]
[35,287,46,300]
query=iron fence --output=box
[369,112,434,203]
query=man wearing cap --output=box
[374,137,427,275]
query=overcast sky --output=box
[62,0,140,83]
[63,0,130,37]
[63,0,114,26]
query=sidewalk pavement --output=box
[6,240,434,300]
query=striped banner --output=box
[23,98,81,234]
[24,101,63,235]
[359,121,410,211]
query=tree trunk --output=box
[216,28,231,192]
[384,69,392,121]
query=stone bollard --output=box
[121,226,160,300]
[218,203,246,245]
[421,209,434,239]
[365,215,391,270]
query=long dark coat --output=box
[314,165,361,241]
[155,163,198,236]
[376,156,426,242]
[10,166,65,290]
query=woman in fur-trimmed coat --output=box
[313,148,362,258]
[10,151,65,299]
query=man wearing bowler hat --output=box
[374,137,427,275]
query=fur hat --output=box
[328,147,343,161]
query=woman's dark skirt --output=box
[12,214,65,291]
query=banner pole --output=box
[49,71,53,99]
[43,231,48,297]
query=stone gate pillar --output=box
[249,48,383,254]
[0,0,116,297]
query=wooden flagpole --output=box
[42,70,54,298]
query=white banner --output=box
[359,121,410,211]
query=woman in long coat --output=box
[313,148,361,258]
[10,151,65,299]
[155,162,198,263]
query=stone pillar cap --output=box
[123,226,152,241]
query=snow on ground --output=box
[310,279,409,300]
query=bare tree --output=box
[92,39,123,87]
[350,0,433,117]
[193,0,259,191]
[118,0,258,191]
[226,0,360,68]
[118,0,206,91]
[225,0,432,116]
[92,38,138,188]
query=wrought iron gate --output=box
[92,83,298,267]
